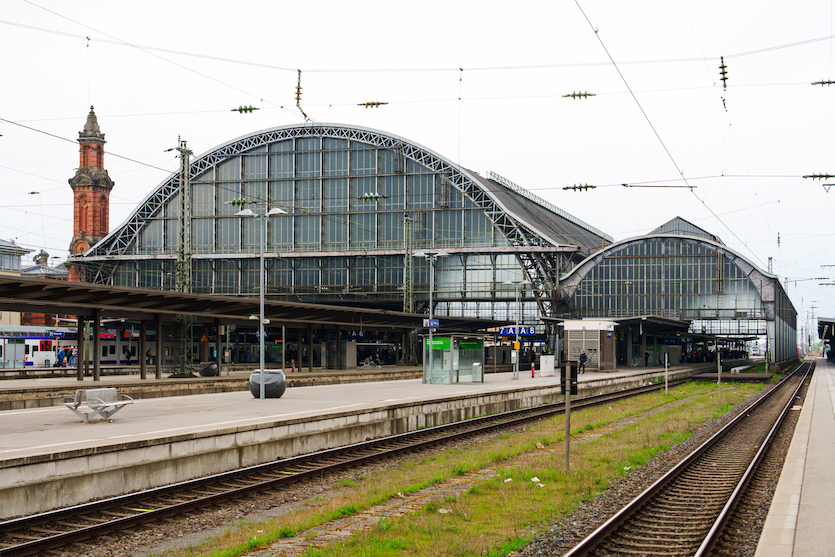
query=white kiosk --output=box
[563,319,618,371]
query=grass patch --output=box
[146,382,763,557]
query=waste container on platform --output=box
[472,362,482,382]
[249,369,287,398]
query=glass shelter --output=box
[423,336,484,384]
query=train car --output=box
[0,324,230,369]
[0,326,75,368]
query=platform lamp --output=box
[414,250,449,383]
[236,205,287,399]
[504,279,531,380]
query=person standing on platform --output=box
[57,347,65,368]
[579,350,587,374]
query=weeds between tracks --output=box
[150,381,764,557]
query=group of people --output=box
[56,346,78,367]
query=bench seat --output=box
[63,388,134,422]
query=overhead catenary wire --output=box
[573,0,768,269]
[21,1,284,109]
[5,16,832,74]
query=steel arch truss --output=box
[81,124,567,314]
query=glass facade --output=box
[107,130,564,323]
[572,238,764,322]
[566,236,798,362]
[78,124,795,361]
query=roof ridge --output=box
[487,171,613,243]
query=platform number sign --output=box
[499,326,535,336]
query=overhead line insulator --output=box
[719,56,728,90]
[562,91,596,99]
[358,101,389,108]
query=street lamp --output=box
[236,205,287,399]
[504,279,531,379]
[414,250,449,383]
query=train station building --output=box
[65,115,797,367]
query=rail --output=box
[0,378,687,556]
[562,361,812,557]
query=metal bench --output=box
[62,388,134,422]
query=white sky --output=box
[1,0,834,338]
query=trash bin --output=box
[197,361,219,377]
[472,362,482,382]
[44,359,50,368]
[249,369,287,398]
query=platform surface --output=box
[755,357,835,557]
[0,364,691,465]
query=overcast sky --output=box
[2,0,834,338]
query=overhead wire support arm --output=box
[621,183,695,188]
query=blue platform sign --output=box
[499,326,535,336]
[423,318,440,328]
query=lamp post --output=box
[504,279,531,379]
[414,250,449,383]
[236,205,287,399]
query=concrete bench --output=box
[62,388,134,422]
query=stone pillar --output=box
[77,317,86,381]
[139,320,147,380]
[308,324,314,373]
[155,313,163,379]
[215,319,223,371]
[93,310,101,381]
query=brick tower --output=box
[68,106,114,281]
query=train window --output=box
[130,346,136,356]
[32,345,39,352]
[109,345,115,355]
[101,346,108,358]
[25,345,30,355]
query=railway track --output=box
[563,361,812,557]
[0,378,686,556]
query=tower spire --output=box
[68,106,114,281]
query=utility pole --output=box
[175,137,192,294]
[401,213,417,365]
[171,137,193,376]
[403,213,414,313]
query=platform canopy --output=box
[0,275,505,332]
[818,317,835,343]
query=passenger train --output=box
[0,326,148,368]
